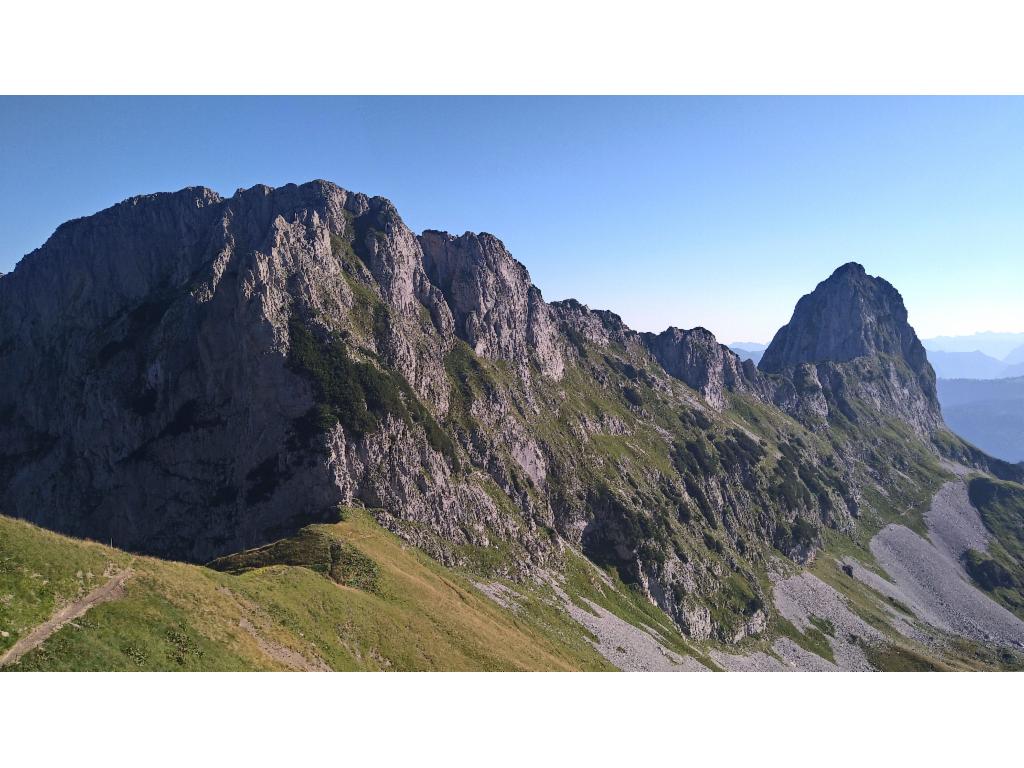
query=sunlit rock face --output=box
[759,262,941,435]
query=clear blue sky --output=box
[1,97,1021,343]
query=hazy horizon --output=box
[2,97,1022,343]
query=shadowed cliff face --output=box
[0,182,976,643]
[0,181,465,561]
[759,262,941,436]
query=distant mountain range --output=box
[898,335,1024,465]
[937,377,1024,463]
[729,342,765,365]
[923,332,1024,359]
[736,334,1024,379]
[926,349,1024,379]
[1006,345,1024,366]
[915,335,1024,380]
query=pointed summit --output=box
[759,262,929,374]
[759,262,941,435]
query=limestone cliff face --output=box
[549,299,636,350]
[760,263,929,371]
[642,327,760,411]
[759,262,941,435]
[419,230,564,380]
[0,182,477,562]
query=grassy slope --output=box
[4,495,1020,671]
[964,476,1024,618]
[0,509,612,671]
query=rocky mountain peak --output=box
[0,180,462,561]
[759,262,940,434]
[419,230,564,379]
[642,326,757,410]
[759,262,929,373]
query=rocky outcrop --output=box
[0,182,468,561]
[419,230,563,379]
[642,326,759,410]
[760,263,930,372]
[759,262,941,434]
[550,299,636,350]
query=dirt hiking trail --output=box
[0,567,133,668]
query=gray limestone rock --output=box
[419,230,563,380]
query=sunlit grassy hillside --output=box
[0,508,612,671]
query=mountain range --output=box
[729,343,765,365]
[735,331,1024,467]
[915,336,1024,465]
[735,332,1024,381]
[938,377,1024,464]
[925,348,1024,380]
[923,332,1024,360]
[2,180,1023,671]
